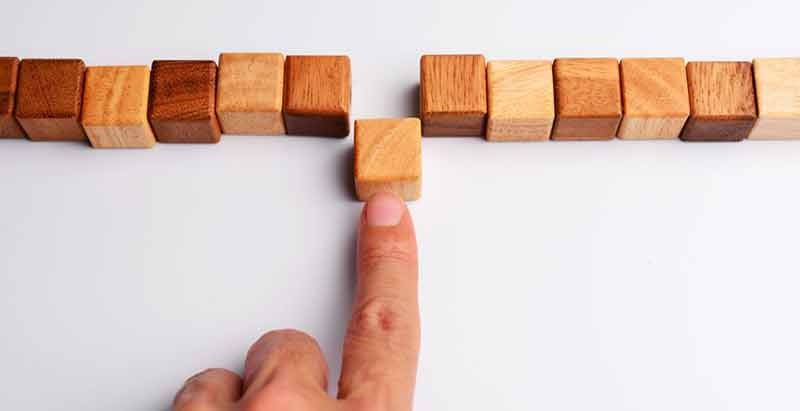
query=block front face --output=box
[618,58,689,139]
[148,60,221,143]
[750,58,800,139]
[552,58,621,140]
[81,66,155,148]
[0,57,25,138]
[486,60,554,141]
[354,118,421,201]
[420,54,487,137]
[15,59,87,141]
[283,55,351,137]
[681,62,756,142]
[217,53,285,135]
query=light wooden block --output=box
[749,58,800,139]
[486,60,554,141]
[0,57,25,138]
[681,62,757,142]
[283,55,351,137]
[552,58,622,140]
[420,54,487,137]
[618,58,690,139]
[354,118,421,201]
[81,66,155,148]
[216,53,285,136]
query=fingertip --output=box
[363,192,407,227]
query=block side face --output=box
[218,111,285,135]
[0,115,26,138]
[85,124,156,148]
[420,54,487,115]
[748,118,800,139]
[686,62,757,118]
[552,116,620,140]
[680,117,755,141]
[620,58,689,117]
[283,112,349,137]
[148,61,217,122]
[553,58,621,118]
[486,118,552,141]
[753,58,800,118]
[15,59,85,119]
[617,116,687,139]
[354,118,421,181]
[488,60,554,121]
[82,66,151,127]
[217,53,284,113]
[356,179,421,202]
[283,56,351,115]
[19,117,87,141]
[0,57,20,115]
[421,112,485,137]
[150,117,221,143]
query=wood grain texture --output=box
[681,62,757,142]
[81,66,155,148]
[749,58,800,139]
[486,60,554,141]
[15,59,87,141]
[216,52,285,136]
[552,58,621,140]
[420,54,487,137]
[618,58,689,139]
[283,55,351,137]
[354,118,421,201]
[0,57,25,138]
[148,60,221,143]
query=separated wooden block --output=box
[681,62,757,142]
[618,58,690,139]
[15,59,87,141]
[354,118,421,201]
[81,66,155,148]
[552,58,622,140]
[283,55,351,137]
[216,52,285,135]
[749,58,800,139]
[486,60,554,141]
[148,60,221,143]
[0,57,25,138]
[420,54,487,137]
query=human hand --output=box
[172,192,420,411]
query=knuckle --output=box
[239,385,308,411]
[359,242,416,276]
[347,296,418,345]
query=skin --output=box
[172,192,420,411]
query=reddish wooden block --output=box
[283,56,351,137]
[0,57,25,138]
[420,54,487,137]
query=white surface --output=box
[1,1,799,410]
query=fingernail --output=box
[365,192,404,227]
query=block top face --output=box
[148,60,217,121]
[0,57,20,115]
[420,54,487,116]
[15,59,85,118]
[283,55,351,115]
[82,66,150,126]
[686,61,756,119]
[487,60,554,120]
[620,58,689,117]
[355,118,421,181]
[753,58,800,118]
[553,58,621,118]
[217,52,284,113]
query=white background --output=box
[1,0,799,410]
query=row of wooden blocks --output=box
[0,54,352,146]
[420,55,800,141]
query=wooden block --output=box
[420,55,486,137]
[216,52,285,136]
[486,60,554,141]
[283,55,351,137]
[749,58,800,139]
[81,66,155,148]
[618,58,690,139]
[15,59,87,141]
[0,57,25,138]
[354,118,421,201]
[552,58,622,140]
[681,62,757,142]
[148,60,221,143]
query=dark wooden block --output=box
[552,58,622,140]
[148,60,221,143]
[283,55,351,137]
[681,62,757,142]
[0,57,25,138]
[420,54,487,137]
[14,59,86,141]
